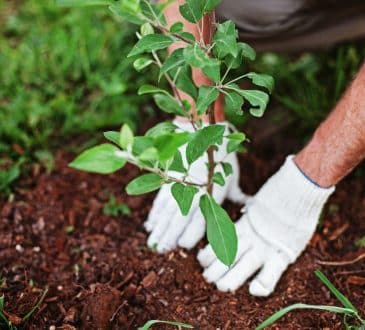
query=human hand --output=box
[144,120,250,253]
[198,156,335,296]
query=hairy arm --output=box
[295,62,365,187]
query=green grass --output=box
[0,0,153,159]
[253,44,365,134]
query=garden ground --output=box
[0,116,364,329]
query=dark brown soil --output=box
[0,125,364,329]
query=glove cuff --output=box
[247,155,335,261]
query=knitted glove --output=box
[145,120,250,253]
[198,155,335,296]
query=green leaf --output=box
[227,84,269,117]
[140,22,154,36]
[169,151,187,173]
[256,303,355,330]
[109,1,144,25]
[138,84,169,95]
[153,94,185,116]
[173,65,198,99]
[0,163,20,192]
[204,0,221,11]
[199,194,237,266]
[221,162,233,177]
[175,31,196,43]
[138,147,158,162]
[224,91,243,115]
[120,124,134,150]
[178,0,220,23]
[315,270,357,312]
[160,48,185,78]
[245,72,274,93]
[104,131,120,146]
[133,57,154,72]
[171,183,199,215]
[196,86,219,115]
[132,136,154,156]
[126,174,163,195]
[69,144,126,174]
[212,172,225,186]
[56,0,112,6]
[226,132,246,153]
[138,319,193,330]
[186,125,225,164]
[213,21,238,59]
[170,22,184,33]
[155,132,192,161]
[140,0,167,26]
[128,34,174,57]
[179,0,204,23]
[239,42,256,61]
[240,90,269,117]
[146,121,177,138]
[183,44,221,83]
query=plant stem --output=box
[206,104,216,195]
[203,11,217,196]
[118,152,206,188]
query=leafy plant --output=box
[64,0,273,266]
[138,319,193,330]
[256,270,365,330]
[103,195,131,216]
[0,158,25,195]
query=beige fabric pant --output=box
[216,0,365,52]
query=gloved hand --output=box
[145,120,250,253]
[198,155,335,296]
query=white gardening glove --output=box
[198,155,335,296]
[144,120,250,253]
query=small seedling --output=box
[103,195,131,216]
[61,0,273,266]
[256,270,365,330]
[138,319,193,330]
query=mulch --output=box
[0,124,364,329]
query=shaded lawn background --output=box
[0,0,364,193]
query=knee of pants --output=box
[216,0,309,33]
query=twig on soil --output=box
[316,253,365,266]
[109,300,127,323]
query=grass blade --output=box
[22,288,48,322]
[256,303,355,330]
[138,319,193,330]
[315,270,357,312]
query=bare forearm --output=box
[295,63,365,187]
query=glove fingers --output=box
[202,237,251,283]
[216,249,264,292]
[249,250,290,297]
[178,209,205,249]
[156,205,197,253]
[144,186,169,232]
[147,199,177,249]
[226,182,252,205]
[197,245,216,268]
